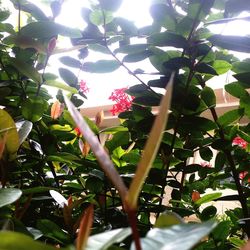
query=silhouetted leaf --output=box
[82,60,120,73]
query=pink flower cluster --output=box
[79,80,90,94]
[232,136,249,183]
[232,136,248,149]
[109,87,134,115]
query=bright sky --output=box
[5,1,250,107]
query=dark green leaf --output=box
[115,44,149,54]
[106,131,130,152]
[199,147,213,161]
[201,86,216,107]
[133,95,161,106]
[225,82,249,98]
[148,31,188,48]
[217,108,244,126]
[37,219,70,243]
[240,95,250,118]
[59,56,81,68]
[200,206,217,221]
[123,50,152,63]
[215,152,226,171]
[82,60,120,73]
[195,63,218,75]
[163,57,191,70]
[212,221,231,241]
[21,21,82,39]
[208,35,250,53]
[9,58,42,84]
[59,68,78,87]
[234,72,250,87]
[0,188,22,208]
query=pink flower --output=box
[109,87,134,115]
[239,171,250,183]
[79,80,90,94]
[74,127,81,137]
[200,161,212,168]
[232,136,248,149]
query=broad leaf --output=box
[208,35,250,53]
[201,86,216,107]
[86,228,131,250]
[21,21,82,39]
[195,192,222,206]
[217,109,244,126]
[82,60,120,73]
[99,0,123,11]
[148,31,188,48]
[60,56,82,68]
[0,188,22,208]
[0,109,19,156]
[131,221,217,250]
[9,58,42,84]
[59,68,78,87]
[0,231,60,250]
[225,82,249,98]
[16,120,33,146]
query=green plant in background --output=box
[0,0,250,249]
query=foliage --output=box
[0,0,250,249]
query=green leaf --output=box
[21,97,48,123]
[86,228,131,250]
[90,10,113,26]
[59,56,81,68]
[131,221,217,250]
[106,131,130,152]
[0,109,19,156]
[99,0,123,11]
[100,126,128,134]
[9,58,42,84]
[37,219,70,244]
[21,21,82,39]
[234,72,250,87]
[0,188,22,208]
[201,86,216,107]
[232,59,250,73]
[154,211,183,228]
[240,95,250,118]
[225,82,249,98]
[133,95,161,106]
[148,31,188,48]
[195,62,218,75]
[208,35,250,53]
[212,60,231,74]
[217,108,244,126]
[0,231,60,250]
[59,68,78,87]
[45,80,78,94]
[88,44,110,54]
[123,50,152,63]
[115,44,149,54]
[16,120,33,146]
[195,192,222,206]
[199,147,213,161]
[212,221,231,241]
[82,60,120,73]
[10,0,48,21]
[163,57,191,70]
